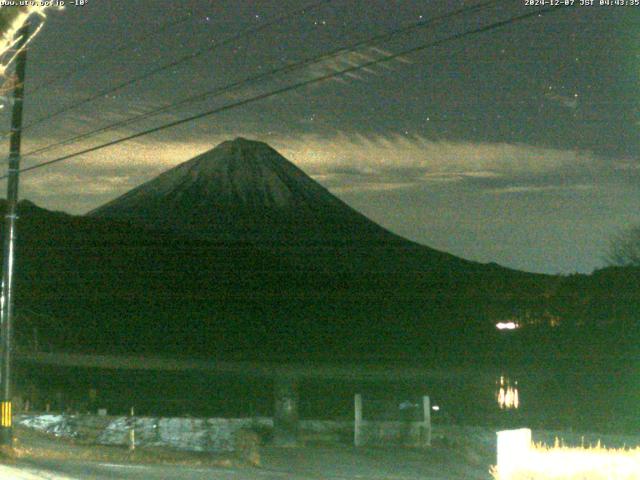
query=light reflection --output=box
[497,375,520,410]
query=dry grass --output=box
[233,428,261,466]
[492,439,640,480]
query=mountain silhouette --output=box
[89,137,422,246]
[0,140,562,360]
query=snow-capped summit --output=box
[92,138,339,211]
[88,137,400,244]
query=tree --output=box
[606,225,640,267]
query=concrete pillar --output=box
[422,395,431,447]
[354,393,363,447]
[273,377,299,447]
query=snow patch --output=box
[18,414,78,438]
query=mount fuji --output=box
[1,138,554,359]
[89,137,425,247]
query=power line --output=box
[5,0,331,139]
[13,4,563,176]
[5,5,567,180]
[22,0,499,159]
[28,11,197,96]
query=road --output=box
[7,460,294,480]
[5,444,493,480]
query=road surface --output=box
[6,444,493,480]
[6,460,291,480]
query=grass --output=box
[492,439,640,480]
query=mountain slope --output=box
[10,200,550,360]
[89,137,424,246]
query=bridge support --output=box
[273,376,299,447]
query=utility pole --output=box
[0,22,29,447]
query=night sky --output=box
[0,0,638,274]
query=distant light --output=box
[496,322,519,330]
[431,405,440,411]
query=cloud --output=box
[8,129,637,215]
[14,136,219,213]
[273,133,633,194]
[303,46,412,86]
[487,184,595,195]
